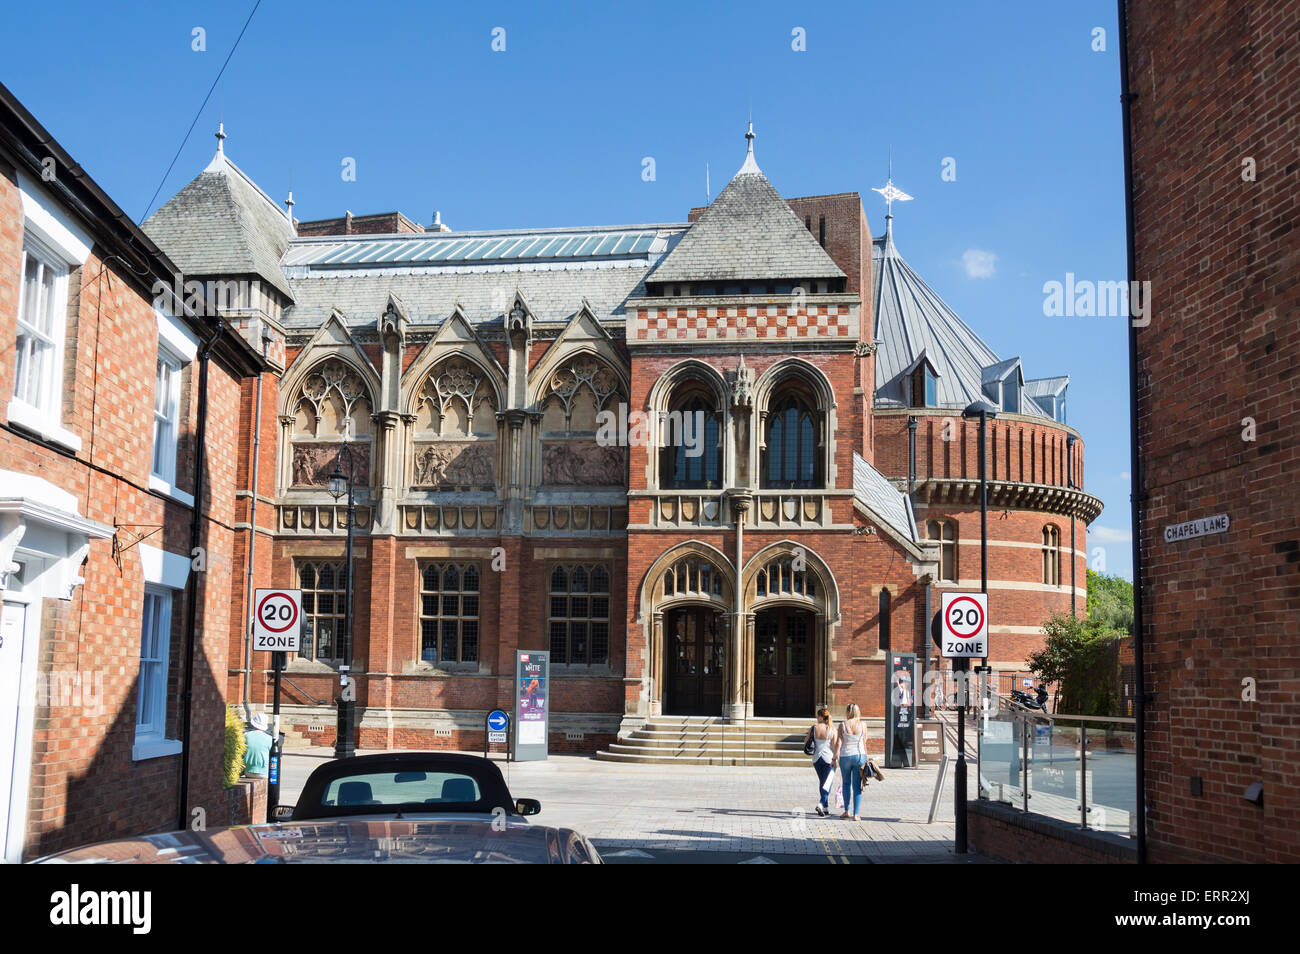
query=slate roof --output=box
[281,263,660,327]
[853,452,918,544]
[647,140,845,285]
[275,224,686,327]
[143,150,296,299]
[871,225,1051,418]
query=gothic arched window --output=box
[411,357,498,490]
[288,359,374,489]
[763,389,822,489]
[927,519,958,582]
[659,383,723,489]
[1042,525,1061,585]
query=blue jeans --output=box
[839,754,864,814]
[813,758,833,809]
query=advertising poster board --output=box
[512,650,549,762]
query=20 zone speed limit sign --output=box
[941,592,988,658]
[254,588,303,652]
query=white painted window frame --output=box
[7,173,90,453]
[132,543,191,761]
[147,308,198,507]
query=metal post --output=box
[334,451,357,759]
[1021,715,1029,813]
[955,660,968,853]
[1080,724,1089,828]
[268,651,284,817]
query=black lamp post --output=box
[954,399,998,854]
[328,443,357,758]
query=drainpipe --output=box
[241,371,264,719]
[907,416,918,496]
[1117,0,1147,866]
[178,320,222,831]
[1067,433,1077,618]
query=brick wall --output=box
[1126,0,1300,863]
[1,161,247,858]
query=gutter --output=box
[242,372,263,719]
[1117,0,1148,866]
[177,321,222,831]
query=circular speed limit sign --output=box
[253,588,303,652]
[940,592,988,658]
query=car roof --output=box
[291,752,516,821]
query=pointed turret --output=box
[647,125,844,286]
[143,124,295,300]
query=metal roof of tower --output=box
[871,223,1052,418]
[646,125,845,285]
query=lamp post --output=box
[955,399,998,854]
[328,444,357,758]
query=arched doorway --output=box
[664,606,726,715]
[741,542,841,720]
[753,607,814,717]
[638,545,736,718]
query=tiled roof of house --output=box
[646,132,845,285]
[143,148,296,299]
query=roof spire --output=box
[737,121,761,177]
[215,121,226,158]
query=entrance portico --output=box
[639,540,841,721]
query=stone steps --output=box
[594,716,886,766]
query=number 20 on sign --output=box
[253,588,303,652]
[940,592,988,658]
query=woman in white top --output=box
[835,703,867,820]
[805,707,836,815]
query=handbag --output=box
[870,759,885,782]
[803,724,816,756]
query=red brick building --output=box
[1123,0,1300,863]
[135,125,1098,756]
[0,86,269,860]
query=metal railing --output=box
[977,696,1137,836]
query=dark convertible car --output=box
[35,753,601,864]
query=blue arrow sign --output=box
[487,710,509,732]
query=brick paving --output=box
[280,748,997,863]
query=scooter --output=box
[1009,687,1048,711]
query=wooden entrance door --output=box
[665,607,725,715]
[753,608,814,717]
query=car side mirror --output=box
[273,805,295,822]
[515,798,541,816]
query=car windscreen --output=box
[320,771,483,809]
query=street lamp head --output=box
[962,400,998,420]
[327,469,347,500]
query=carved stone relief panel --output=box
[291,442,371,488]
[541,440,626,486]
[413,441,496,489]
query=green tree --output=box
[1086,569,1134,636]
[1027,612,1126,716]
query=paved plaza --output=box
[279,748,997,864]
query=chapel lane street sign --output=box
[253,588,303,652]
[1163,513,1230,544]
[940,592,988,659]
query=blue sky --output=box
[5,0,1134,578]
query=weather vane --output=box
[872,150,913,221]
